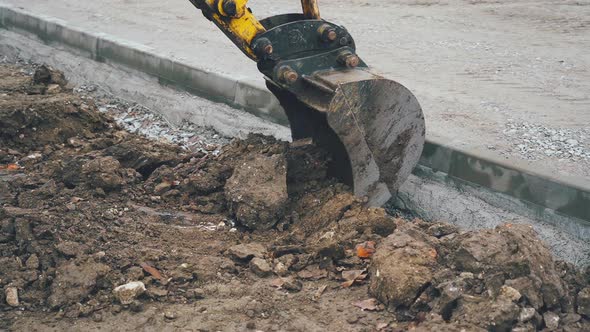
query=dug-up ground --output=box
[0,62,589,332]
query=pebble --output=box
[518,307,536,322]
[282,278,303,292]
[273,262,289,276]
[164,309,177,320]
[543,311,560,330]
[25,254,40,270]
[5,287,19,307]
[92,312,103,322]
[113,281,146,305]
[187,288,205,300]
[500,285,522,302]
[250,258,272,277]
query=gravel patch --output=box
[75,84,231,155]
[503,120,590,162]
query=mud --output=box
[0,63,589,331]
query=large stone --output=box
[225,152,288,230]
[369,223,438,308]
[450,224,567,309]
[81,156,126,191]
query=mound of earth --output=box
[0,63,588,331]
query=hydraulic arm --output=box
[187,0,426,206]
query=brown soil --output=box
[0,63,589,331]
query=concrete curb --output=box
[1,5,589,226]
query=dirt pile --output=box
[0,63,589,331]
[369,221,590,331]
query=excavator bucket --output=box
[268,68,425,206]
[186,1,425,205]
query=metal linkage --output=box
[253,17,366,98]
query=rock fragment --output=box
[164,309,177,320]
[273,262,289,276]
[25,254,39,270]
[543,311,560,330]
[113,281,146,305]
[5,287,19,307]
[282,278,303,292]
[500,285,522,302]
[228,243,266,261]
[518,307,536,323]
[249,258,272,277]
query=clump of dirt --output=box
[0,62,588,331]
[225,149,288,230]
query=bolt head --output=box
[345,55,360,68]
[284,70,298,83]
[327,30,337,41]
[222,1,237,16]
[263,44,273,55]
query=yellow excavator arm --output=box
[186,0,426,207]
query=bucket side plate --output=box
[323,71,426,206]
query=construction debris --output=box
[0,62,588,331]
[113,282,147,305]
